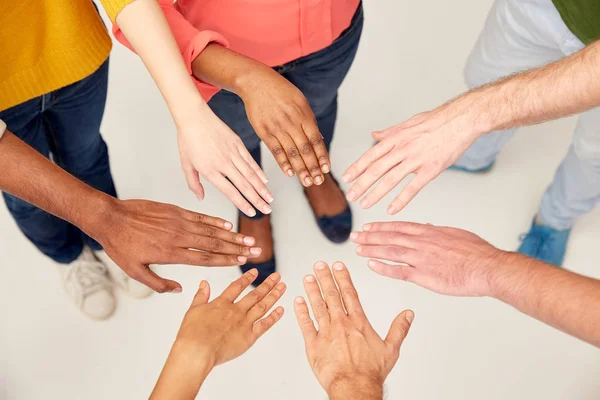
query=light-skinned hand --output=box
[294,261,414,400]
[352,221,503,296]
[177,103,274,217]
[92,198,261,293]
[343,99,483,214]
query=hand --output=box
[237,66,330,187]
[176,269,286,366]
[343,98,483,214]
[90,197,262,293]
[177,103,274,217]
[294,261,414,399]
[351,221,504,296]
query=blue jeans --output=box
[208,3,364,218]
[0,59,116,263]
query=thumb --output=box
[372,129,391,141]
[385,310,414,350]
[192,280,211,306]
[136,266,182,294]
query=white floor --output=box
[2,1,600,399]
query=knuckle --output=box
[299,142,312,155]
[210,238,222,251]
[272,146,285,157]
[256,301,269,314]
[325,289,339,298]
[196,213,206,223]
[342,287,358,298]
[309,166,321,175]
[309,136,324,147]
[154,282,169,294]
[314,301,327,312]
[287,147,300,159]
[204,227,217,238]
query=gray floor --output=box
[1,1,599,399]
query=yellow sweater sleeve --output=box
[99,0,137,22]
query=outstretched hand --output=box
[295,261,414,399]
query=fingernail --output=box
[342,173,351,183]
[322,164,331,174]
[346,190,357,201]
[356,245,363,253]
[263,205,272,214]
[223,221,233,230]
[305,275,316,282]
[368,260,377,268]
[249,268,259,276]
[171,287,182,293]
[295,297,306,304]
[387,205,396,215]
[314,176,323,185]
[250,247,262,255]
[315,262,326,270]
[287,169,294,177]
[350,232,358,240]
[248,208,257,217]
[243,236,255,246]
[265,193,274,203]
[406,311,415,324]
[363,223,371,231]
[360,198,370,208]
[238,256,248,263]
[196,195,204,201]
[199,281,207,290]
[333,262,344,271]
[304,177,313,186]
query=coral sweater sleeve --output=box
[112,0,229,100]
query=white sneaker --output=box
[95,250,153,299]
[59,247,116,321]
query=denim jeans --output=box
[0,59,116,263]
[208,4,364,218]
[458,0,600,230]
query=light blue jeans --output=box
[457,0,600,230]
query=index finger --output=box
[343,141,394,184]
[220,269,259,302]
[179,210,234,231]
[302,120,330,176]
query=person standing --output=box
[344,0,600,266]
[115,0,364,285]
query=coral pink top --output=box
[114,0,360,100]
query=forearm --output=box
[490,252,600,347]
[327,377,384,400]
[455,40,600,136]
[191,44,270,97]
[0,131,113,237]
[151,340,214,400]
[115,0,211,126]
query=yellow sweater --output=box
[0,0,134,111]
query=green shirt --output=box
[553,0,600,44]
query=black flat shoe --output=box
[237,214,276,287]
[304,174,353,244]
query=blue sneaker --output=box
[517,218,572,266]
[447,161,495,173]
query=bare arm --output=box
[192,44,330,186]
[491,253,600,347]
[150,271,285,399]
[0,129,259,293]
[344,40,600,213]
[352,221,600,347]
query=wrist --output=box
[327,375,384,400]
[71,190,117,241]
[171,338,216,373]
[487,251,534,301]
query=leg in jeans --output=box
[42,59,116,251]
[0,99,84,263]
[284,3,364,152]
[455,0,569,170]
